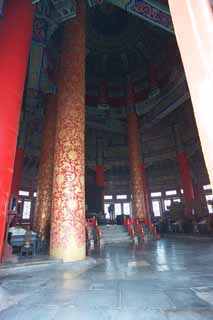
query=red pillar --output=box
[10,148,25,195]
[141,162,151,224]
[96,165,104,189]
[177,152,194,216]
[168,0,213,189]
[96,81,107,211]
[96,164,104,211]
[174,125,194,216]
[0,0,34,258]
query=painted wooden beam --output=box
[89,0,174,33]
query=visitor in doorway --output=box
[108,203,115,224]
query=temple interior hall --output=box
[0,0,213,319]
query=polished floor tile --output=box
[0,239,213,319]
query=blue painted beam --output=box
[89,0,174,33]
[0,0,5,16]
[107,0,174,33]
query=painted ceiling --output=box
[15,0,207,192]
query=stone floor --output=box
[0,238,213,319]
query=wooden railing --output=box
[139,218,160,240]
[85,225,92,243]
[124,217,137,242]
[132,218,145,241]
[148,223,160,240]
[86,217,102,243]
[125,217,160,241]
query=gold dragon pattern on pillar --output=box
[50,0,86,262]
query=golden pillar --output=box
[127,81,145,219]
[33,94,57,240]
[50,0,86,262]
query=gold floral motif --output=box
[128,112,145,218]
[50,0,86,262]
[56,175,64,185]
[68,150,78,160]
[33,94,57,240]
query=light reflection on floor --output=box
[0,238,213,319]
